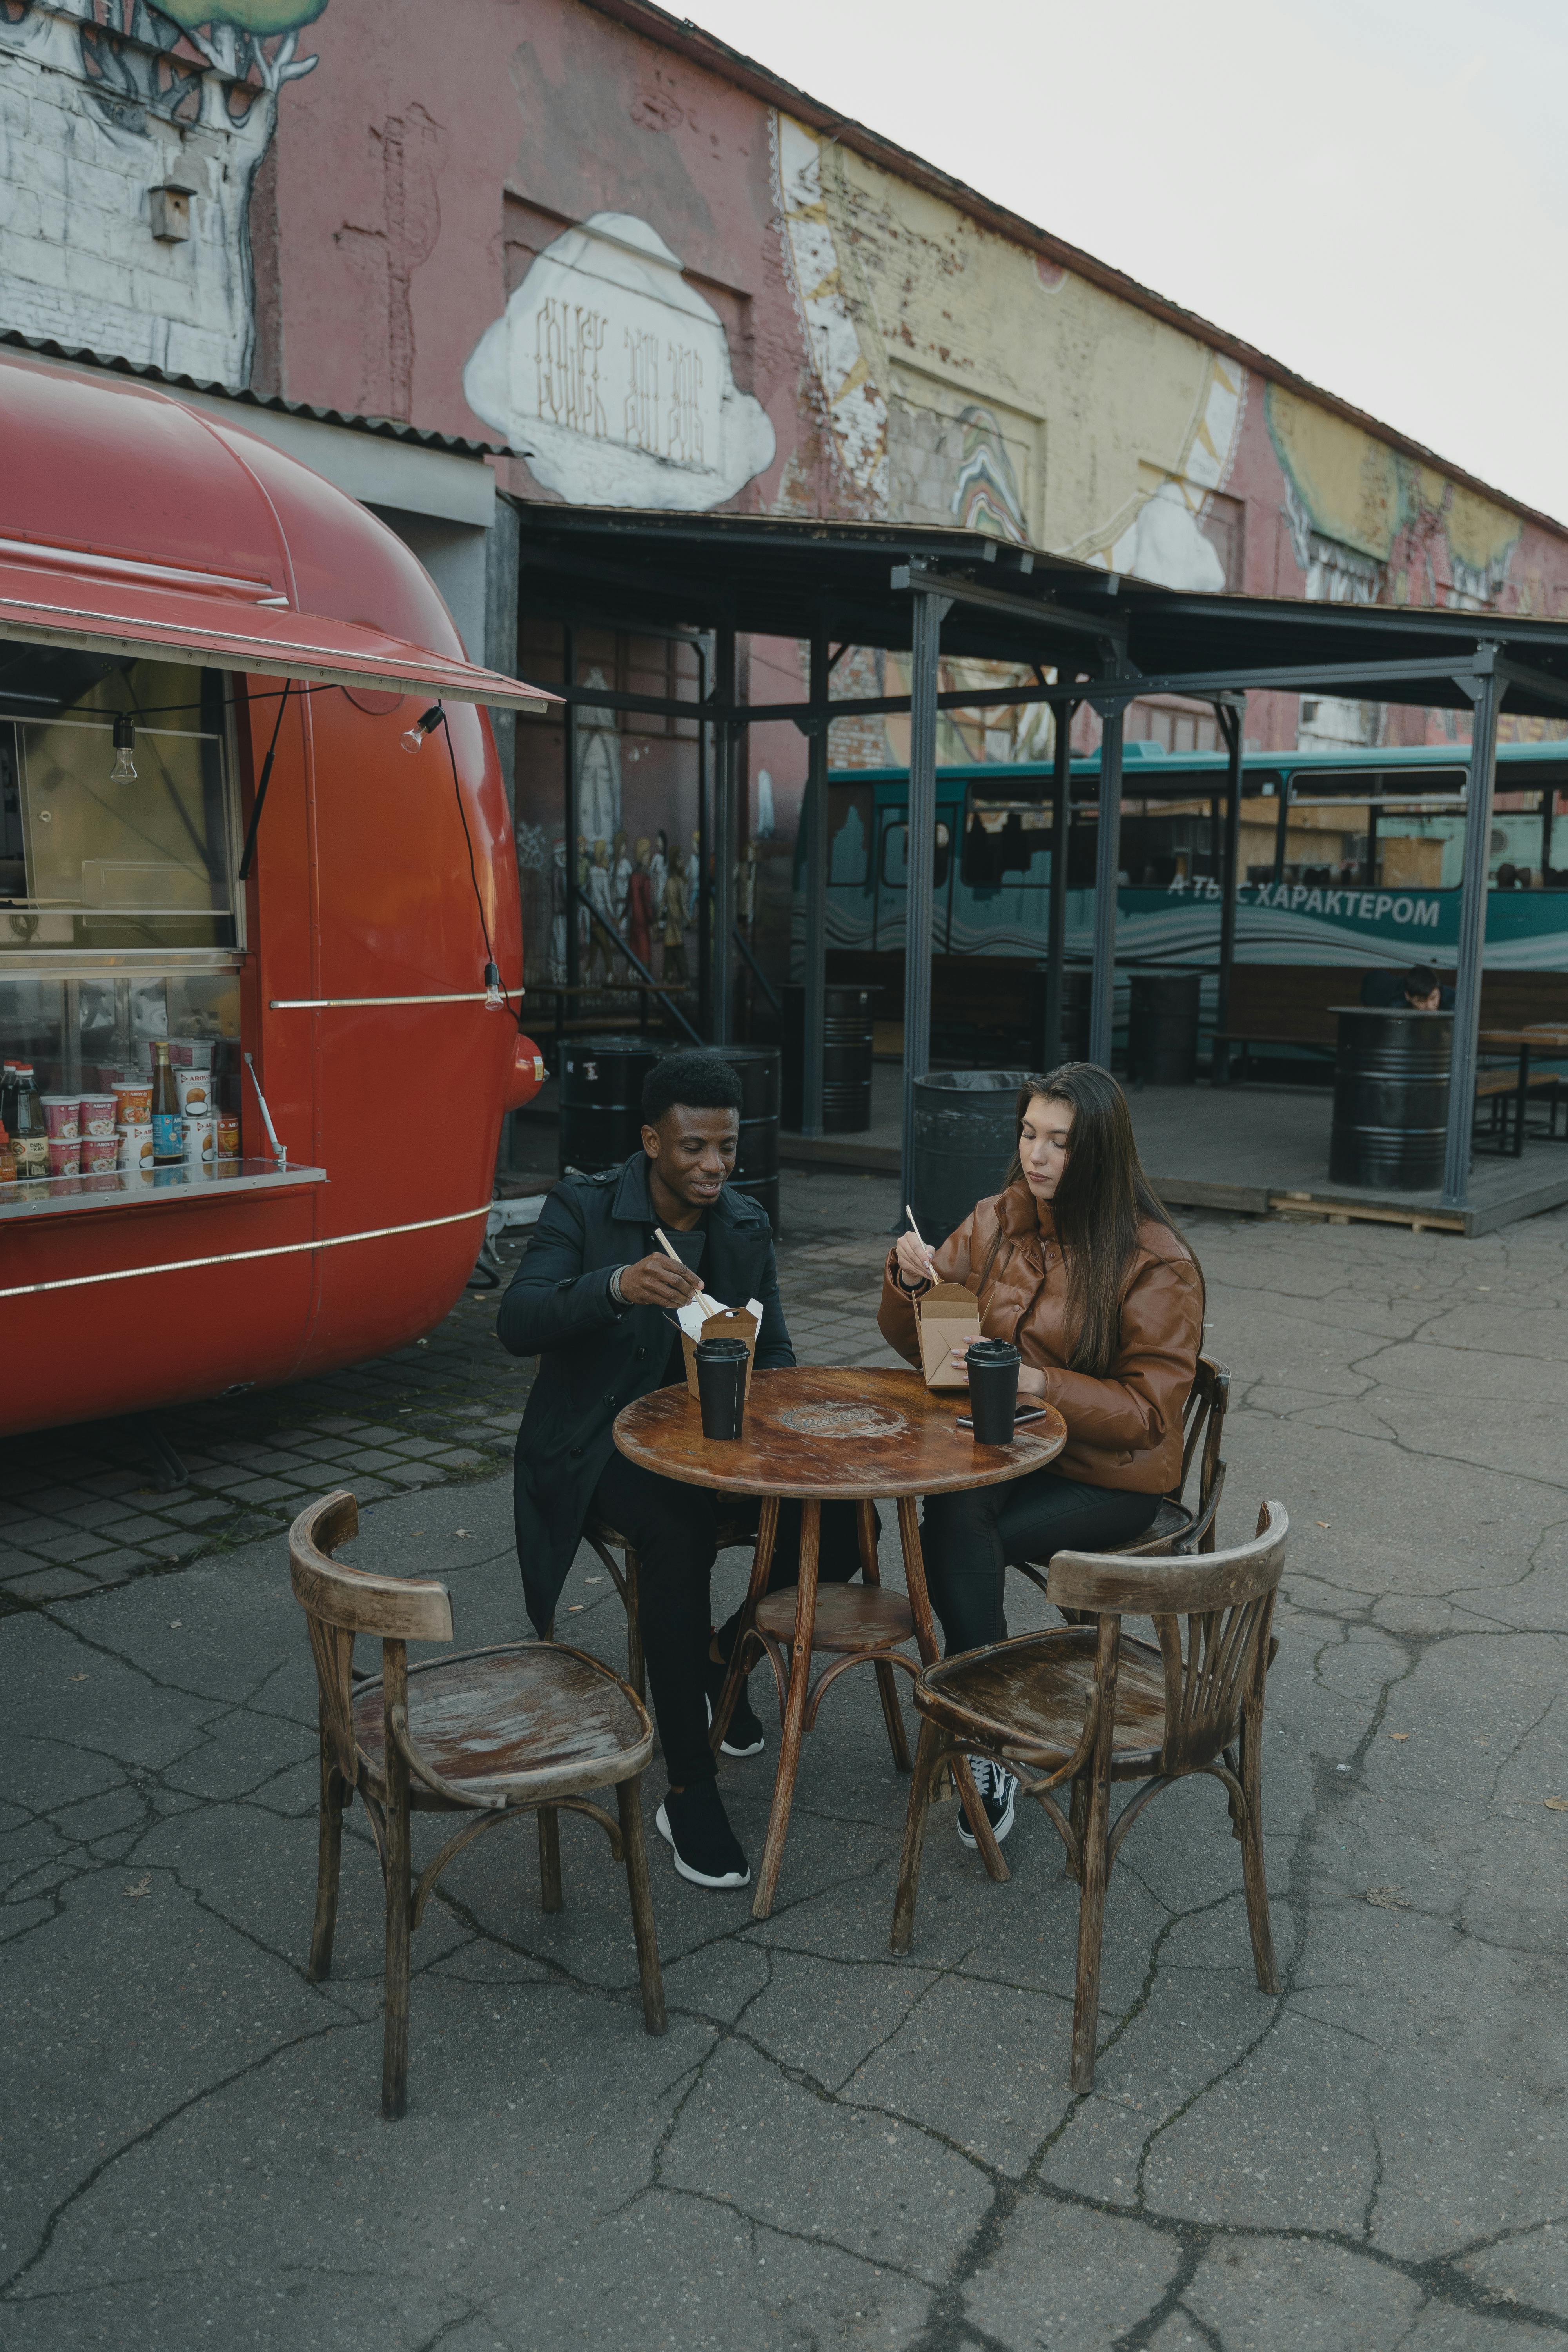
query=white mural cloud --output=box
[463,212,775,510]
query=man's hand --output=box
[617,1252,706,1310]
[893,1232,936,1291]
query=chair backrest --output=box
[1047,1500,1286,1774]
[1175,1353,1229,1510]
[289,1491,453,1782]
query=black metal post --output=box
[1272,771,1290,883]
[1043,696,1074,1067]
[1088,704,1125,1069]
[901,589,948,1210]
[711,626,737,1044]
[1216,701,1244,1080]
[562,624,579,995]
[802,628,829,1135]
[696,636,711,1038]
[1442,656,1502,1210]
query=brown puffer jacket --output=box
[877,1182,1203,1494]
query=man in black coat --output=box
[498,1052,863,1892]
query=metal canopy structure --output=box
[516,501,1568,1216]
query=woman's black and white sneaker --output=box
[956,1757,1019,1850]
[656,1780,751,1889]
[703,1654,766,1757]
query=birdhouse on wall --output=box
[149,184,194,243]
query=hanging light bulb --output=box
[400,704,444,755]
[483,961,505,1009]
[109,715,137,784]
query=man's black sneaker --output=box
[656,1780,751,1889]
[703,1653,766,1758]
[956,1756,1019,1851]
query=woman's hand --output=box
[893,1232,936,1291]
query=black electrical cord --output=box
[435,705,515,1017]
[236,681,293,883]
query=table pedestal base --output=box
[712,1495,1012,1916]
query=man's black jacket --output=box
[497,1152,794,1633]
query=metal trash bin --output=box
[1026,966,1091,1068]
[559,1034,660,1175]
[781,982,875,1132]
[664,1043,781,1234]
[1128,971,1201,1087]
[1328,1007,1452,1189]
[911,1069,1027,1249]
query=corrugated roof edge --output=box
[590,0,1568,545]
[0,330,523,463]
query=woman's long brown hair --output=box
[982,1063,1198,1376]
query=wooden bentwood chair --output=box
[289,1491,667,2121]
[1013,1355,1231,1607]
[891,1501,1287,2092]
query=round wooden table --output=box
[613,1365,1066,1915]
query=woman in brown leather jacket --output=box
[879,1064,1202,1842]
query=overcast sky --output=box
[688,0,1568,525]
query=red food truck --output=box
[0,354,550,1437]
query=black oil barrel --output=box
[781,982,875,1132]
[558,1034,660,1176]
[1329,1008,1452,1189]
[911,1069,1027,1249]
[663,1043,781,1234]
[1128,971,1201,1087]
[1027,966,1091,1069]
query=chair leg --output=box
[890,1718,947,1953]
[1065,1771,1088,1883]
[381,1653,412,2123]
[308,1731,345,1983]
[1237,1705,1279,1994]
[856,1497,911,1772]
[624,1546,645,1703]
[752,1500,819,1920]
[616,1775,667,2036]
[537,1807,563,1914]
[1069,1758,1111,2094]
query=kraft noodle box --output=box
[913,1281,983,1390]
[676,1291,764,1401]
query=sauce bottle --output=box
[11,1064,46,1183]
[151,1040,182,1166]
[0,1120,14,1185]
[0,1061,16,1134]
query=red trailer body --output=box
[0,356,548,1436]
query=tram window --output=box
[0,655,238,955]
[828,786,872,886]
[879,818,953,890]
[962,801,1050,888]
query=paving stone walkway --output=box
[3,1172,1567,2350]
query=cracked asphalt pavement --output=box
[2,1169,1567,2350]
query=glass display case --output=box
[1,650,243,1092]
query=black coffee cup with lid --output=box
[965,1337,1020,1445]
[694,1335,749,1440]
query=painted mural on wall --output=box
[772,114,888,512]
[0,0,321,387]
[463,212,775,510]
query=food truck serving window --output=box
[1,651,239,953]
[1,644,247,1166]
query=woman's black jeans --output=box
[920,1466,1160,1657]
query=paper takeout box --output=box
[678,1294,764,1400]
[913,1281,982,1389]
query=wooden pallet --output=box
[1269,1189,1463,1234]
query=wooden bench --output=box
[1215,967,1568,1086]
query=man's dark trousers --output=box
[592,1450,864,1790]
